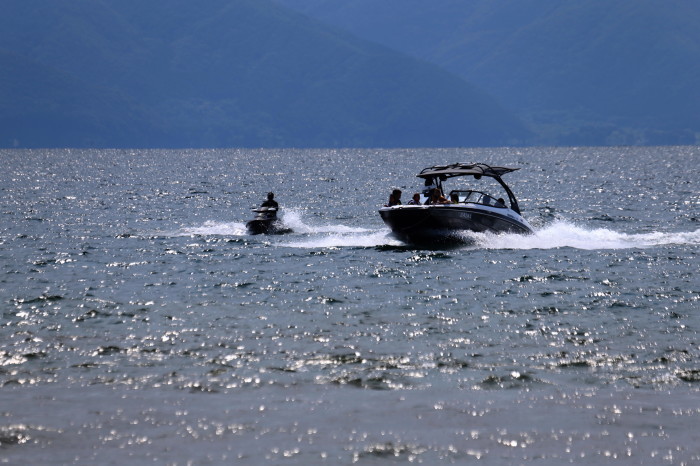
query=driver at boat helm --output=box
[260,192,279,209]
[422,177,437,195]
[426,188,450,205]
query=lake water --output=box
[1,147,699,464]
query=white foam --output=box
[471,220,700,250]
[174,210,395,247]
[277,210,401,247]
[280,210,371,235]
[280,230,401,248]
[178,220,247,236]
[174,215,700,251]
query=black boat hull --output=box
[379,205,532,244]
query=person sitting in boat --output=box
[386,189,402,206]
[407,193,422,205]
[422,177,437,196]
[425,188,450,205]
[450,192,460,204]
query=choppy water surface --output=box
[1,147,699,464]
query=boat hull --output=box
[379,205,532,244]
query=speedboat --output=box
[245,207,291,235]
[379,163,533,244]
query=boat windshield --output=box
[448,190,506,208]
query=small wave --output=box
[471,220,700,250]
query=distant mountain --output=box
[276,0,700,145]
[0,50,156,148]
[0,0,529,148]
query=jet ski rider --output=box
[259,192,279,219]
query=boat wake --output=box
[176,216,699,251]
[277,211,367,235]
[279,230,401,248]
[176,210,315,237]
[277,211,402,248]
[467,220,700,250]
[178,220,248,237]
[176,210,400,247]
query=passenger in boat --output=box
[407,193,421,205]
[387,189,402,206]
[450,193,460,204]
[422,178,437,196]
[425,188,450,205]
[496,198,506,208]
[260,192,279,210]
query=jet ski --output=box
[245,207,291,235]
